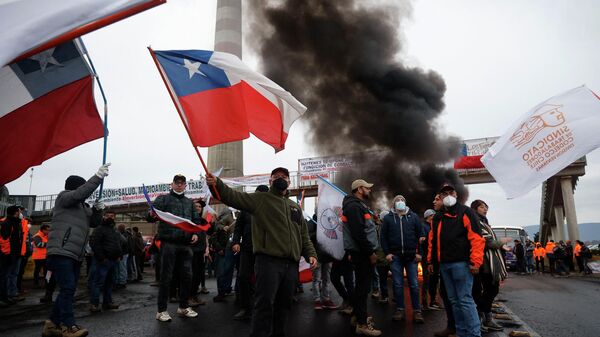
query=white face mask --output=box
[443,195,457,207]
[18,213,24,219]
[395,201,407,212]
[172,190,184,195]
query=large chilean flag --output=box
[0,40,104,185]
[149,49,307,152]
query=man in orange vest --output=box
[32,224,50,288]
[574,241,584,273]
[16,206,32,296]
[545,240,556,276]
[0,205,23,305]
[533,243,546,274]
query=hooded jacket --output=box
[0,216,23,256]
[211,178,316,262]
[341,195,379,256]
[380,209,424,257]
[47,175,103,261]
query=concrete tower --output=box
[207,0,243,177]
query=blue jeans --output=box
[440,262,481,337]
[89,258,116,305]
[47,255,81,327]
[311,262,332,301]
[216,249,235,294]
[7,255,21,297]
[115,254,128,285]
[525,256,534,273]
[390,255,421,311]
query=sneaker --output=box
[233,309,251,321]
[355,320,381,336]
[156,311,172,322]
[42,320,63,337]
[371,290,380,299]
[413,311,425,323]
[61,324,89,337]
[200,287,209,294]
[322,299,337,309]
[378,297,389,304]
[188,296,205,307]
[392,309,405,321]
[351,316,373,327]
[102,302,119,310]
[89,304,101,313]
[314,300,323,310]
[430,302,443,310]
[177,307,198,318]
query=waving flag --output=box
[482,86,600,198]
[0,0,165,67]
[143,185,210,233]
[316,176,347,260]
[453,138,498,170]
[0,40,104,185]
[149,48,306,152]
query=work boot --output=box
[41,320,62,337]
[484,312,504,331]
[392,309,405,321]
[355,318,381,336]
[61,324,89,337]
[433,328,456,337]
[233,309,251,320]
[102,302,119,310]
[413,311,425,323]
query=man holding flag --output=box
[148,174,203,322]
[206,167,317,337]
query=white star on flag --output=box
[29,48,62,72]
[182,58,206,79]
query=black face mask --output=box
[272,178,289,191]
[103,218,115,226]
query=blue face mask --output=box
[395,201,406,211]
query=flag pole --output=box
[78,38,108,200]
[147,47,221,200]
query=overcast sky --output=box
[6,0,600,227]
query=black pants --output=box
[250,254,298,337]
[516,258,525,273]
[17,255,30,292]
[429,265,440,305]
[437,265,455,331]
[238,251,255,310]
[158,242,193,312]
[154,253,161,282]
[547,255,555,275]
[33,259,47,286]
[190,251,206,297]
[330,257,354,302]
[535,257,545,272]
[136,254,144,279]
[350,253,372,325]
[576,256,584,273]
[472,272,499,314]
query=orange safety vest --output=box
[545,242,555,254]
[574,244,582,257]
[32,230,48,260]
[20,219,29,256]
[0,217,10,254]
[534,247,546,258]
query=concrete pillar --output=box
[553,206,565,241]
[560,176,580,241]
[207,0,243,178]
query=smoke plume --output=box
[248,0,467,213]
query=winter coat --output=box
[150,190,201,245]
[232,210,253,253]
[380,209,424,258]
[46,175,103,261]
[341,195,379,256]
[211,178,316,262]
[476,215,507,284]
[90,221,123,261]
[133,232,145,256]
[0,216,23,256]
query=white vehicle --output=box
[491,226,529,270]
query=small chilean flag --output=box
[143,185,210,233]
[149,49,306,152]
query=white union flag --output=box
[316,177,346,260]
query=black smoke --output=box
[248,0,467,214]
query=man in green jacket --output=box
[206,167,317,337]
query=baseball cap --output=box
[173,174,186,183]
[439,184,455,194]
[424,209,436,219]
[351,179,374,190]
[270,167,289,177]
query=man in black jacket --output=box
[342,179,381,337]
[0,205,22,306]
[232,185,269,320]
[89,211,122,312]
[149,174,201,322]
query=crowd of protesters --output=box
[1,165,597,337]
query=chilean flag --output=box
[149,49,307,152]
[143,185,210,233]
[0,40,104,185]
[453,138,498,170]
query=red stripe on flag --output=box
[240,81,286,151]
[453,155,485,169]
[168,221,211,233]
[0,76,103,185]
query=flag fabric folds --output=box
[482,86,600,198]
[143,185,210,233]
[454,138,498,170]
[316,177,347,261]
[149,49,307,152]
[0,40,104,186]
[0,0,165,67]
